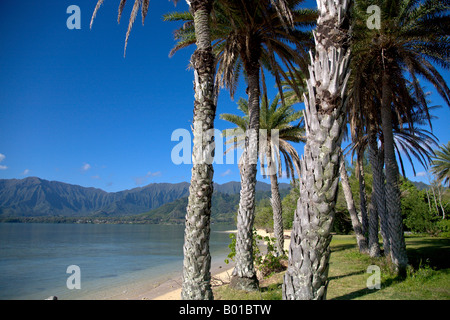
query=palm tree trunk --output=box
[181,0,216,300]
[377,149,390,257]
[357,150,369,237]
[339,153,368,254]
[368,125,391,257]
[380,71,408,276]
[282,0,352,300]
[267,142,284,256]
[436,185,446,219]
[367,130,382,257]
[230,62,260,291]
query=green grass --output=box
[213,235,450,300]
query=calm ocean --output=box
[0,222,234,300]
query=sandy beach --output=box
[145,229,290,300]
[83,229,289,300]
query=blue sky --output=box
[0,0,449,192]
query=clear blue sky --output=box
[0,0,449,192]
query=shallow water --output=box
[0,222,234,300]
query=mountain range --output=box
[0,177,290,220]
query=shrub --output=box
[225,229,287,278]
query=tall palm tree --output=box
[431,142,450,187]
[348,81,440,258]
[282,0,353,300]
[351,0,450,275]
[221,95,305,256]
[90,0,217,300]
[166,0,316,291]
[339,153,369,254]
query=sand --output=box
[147,229,291,300]
[151,264,235,300]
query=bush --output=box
[402,187,439,234]
[400,179,449,237]
[225,229,287,278]
[436,219,450,237]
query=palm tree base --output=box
[229,274,259,292]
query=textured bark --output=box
[367,130,382,257]
[230,63,260,291]
[339,153,368,254]
[380,72,408,276]
[377,157,390,257]
[268,142,285,256]
[181,0,216,300]
[357,151,369,237]
[282,0,351,300]
[367,195,381,257]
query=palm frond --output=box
[430,141,450,186]
[90,0,105,29]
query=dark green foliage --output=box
[253,188,292,230]
[280,184,299,230]
[400,178,447,236]
[332,210,354,235]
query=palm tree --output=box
[339,153,369,254]
[348,82,440,258]
[431,142,450,187]
[221,95,305,256]
[282,0,353,300]
[166,0,316,291]
[90,0,217,300]
[350,0,450,275]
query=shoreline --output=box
[150,228,289,300]
[71,251,235,300]
[75,231,237,300]
[80,228,288,300]
[151,261,235,300]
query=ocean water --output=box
[0,222,234,300]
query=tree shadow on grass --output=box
[331,243,357,252]
[330,276,399,300]
[332,237,450,300]
[405,237,450,271]
[329,270,365,281]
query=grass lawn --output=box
[213,235,450,300]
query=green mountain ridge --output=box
[0,177,290,220]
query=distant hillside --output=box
[0,177,191,217]
[411,181,430,191]
[0,177,290,220]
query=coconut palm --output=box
[349,0,450,275]
[431,142,450,187]
[282,0,353,300]
[221,95,305,256]
[90,0,217,300]
[166,0,316,291]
